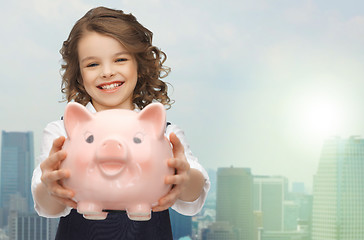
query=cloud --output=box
[14,0,92,22]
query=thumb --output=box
[169,132,185,158]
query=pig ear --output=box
[138,103,166,138]
[63,102,94,138]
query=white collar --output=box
[85,102,140,113]
[85,102,97,113]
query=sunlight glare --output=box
[301,96,342,138]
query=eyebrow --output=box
[80,51,131,64]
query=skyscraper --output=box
[7,193,59,240]
[8,211,58,240]
[0,131,34,226]
[312,136,364,239]
[201,221,239,240]
[253,176,288,231]
[216,167,254,240]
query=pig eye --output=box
[133,137,142,144]
[85,133,94,144]
[133,132,144,144]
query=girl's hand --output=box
[152,133,191,212]
[40,136,77,209]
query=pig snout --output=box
[96,139,128,177]
[97,139,127,160]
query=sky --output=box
[1,0,364,193]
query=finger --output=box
[169,133,185,158]
[152,204,171,212]
[49,183,75,199]
[152,185,182,212]
[167,158,190,172]
[165,174,189,185]
[158,186,181,207]
[152,198,175,212]
[152,203,173,212]
[41,169,70,185]
[41,150,67,171]
[52,195,77,209]
[49,136,66,156]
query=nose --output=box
[101,64,116,78]
[97,139,127,161]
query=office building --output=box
[253,176,288,231]
[287,192,312,237]
[0,131,34,226]
[0,229,8,240]
[201,221,239,240]
[260,230,309,240]
[216,167,254,240]
[312,136,364,239]
[8,211,58,240]
[292,182,305,194]
[283,200,299,231]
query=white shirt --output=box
[31,102,210,218]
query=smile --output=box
[97,82,124,90]
[99,162,125,177]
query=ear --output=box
[138,103,166,139]
[63,102,94,138]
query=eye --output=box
[86,63,98,68]
[115,58,127,63]
[84,132,94,143]
[133,132,144,144]
[133,137,142,144]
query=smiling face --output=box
[78,31,138,111]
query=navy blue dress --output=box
[55,209,173,240]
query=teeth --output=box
[101,83,121,90]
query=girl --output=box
[31,6,210,240]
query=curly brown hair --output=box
[60,6,173,109]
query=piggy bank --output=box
[60,102,174,221]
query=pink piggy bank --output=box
[60,102,174,221]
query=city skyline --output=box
[0,129,310,240]
[1,130,359,197]
[0,130,358,195]
[2,130,364,239]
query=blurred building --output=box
[286,190,312,238]
[193,208,215,239]
[0,229,8,240]
[0,131,34,226]
[8,212,58,240]
[283,200,299,231]
[253,211,263,240]
[201,221,239,240]
[7,193,58,240]
[292,182,305,194]
[260,229,309,240]
[253,175,288,231]
[312,136,364,239]
[216,167,254,240]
